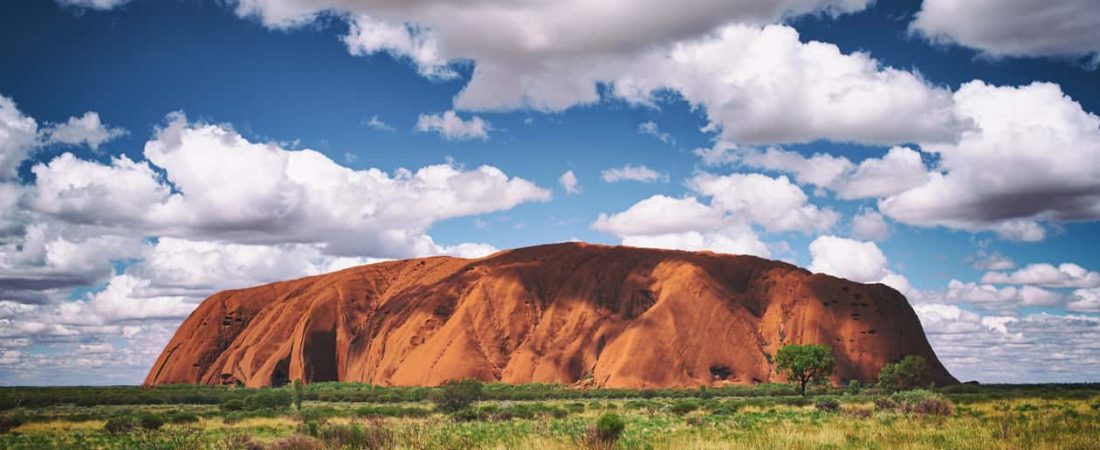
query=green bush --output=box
[815,398,840,412]
[0,414,25,434]
[595,412,626,441]
[220,398,245,412]
[583,411,626,449]
[104,416,136,434]
[355,405,432,418]
[878,356,931,391]
[317,422,395,450]
[165,410,199,424]
[886,389,954,416]
[669,400,700,415]
[429,379,483,413]
[137,412,166,430]
[244,390,293,411]
[449,406,485,422]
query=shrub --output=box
[137,412,166,430]
[707,402,741,416]
[598,411,624,440]
[846,380,862,395]
[267,434,320,450]
[874,398,897,411]
[815,398,840,413]
[429,379,483,413]
[586,412,625,446]
[669,400,700,415]
[165,410,199,424]
[128,427,205,450]
[0,414,25,434]
[844,408,873,419]
[104,416,136,434]
[293,379,305,411]
[220,398,245,412]
[244,390,292,411]
[878,356,931,391]
[316,421,394,450]
[355,405,431,418]
[886,389,954,416]
[449,406,485,422]
[910,397,955,416]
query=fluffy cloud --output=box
[54,0,132,10]
[911,0,1100,60]
[414,110,490,140]
[591,195,770,257]
[620,225,771,258]
[600,164,667,183]
[44,112,127,150]
[1068,288,1100,313]
[735,146,853,189]
[699,145,930,200]
[559,170,580,195]
[809,235,889,283]
[365,115,394,131]
[0,96,38,181]
[850,209,890,241]
[614,25,963,145]
[27,113,548,258]
[233,0,875,106]
[807,235,918,299]
[593,195,722,237]
[594,171,835,257]
[637,121,672,144]
[0,99,530,382]
[879,81,1100,241]
[980,263,1100,289]
[0,223,147,303]
[228,3,969,147]
[914,303,1100,383]
[945,280,1063,311]
[689,173,837,233]
[835,147,930,200]
[969,250,1016,271]
[343,14,454,79]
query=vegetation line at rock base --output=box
[0,383,1098,449]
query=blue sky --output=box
[0,0,1098,385]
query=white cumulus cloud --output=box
[911,0,1100,61]
[44,112,127,150]
[601,164,667,183]
[415,110,490,141]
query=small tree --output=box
[877,355,930,391]
[292,379,305,411]
[429,379,483,413]
[775,344,836,396]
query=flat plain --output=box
[1,383,1097,449]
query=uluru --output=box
[145,243,955,388]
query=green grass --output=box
[0,384,1097,449]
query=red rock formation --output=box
[145,243,955,388]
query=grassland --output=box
[1,382,1097,449]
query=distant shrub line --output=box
[2,381,1098,410]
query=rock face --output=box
[145,243,955,388]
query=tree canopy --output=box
[775,344,836,396]
[878,355,930,391]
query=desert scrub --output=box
[429,379,483,413]
[582,412,626,449]
[889,389,955,416]
[814,398,840,413]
